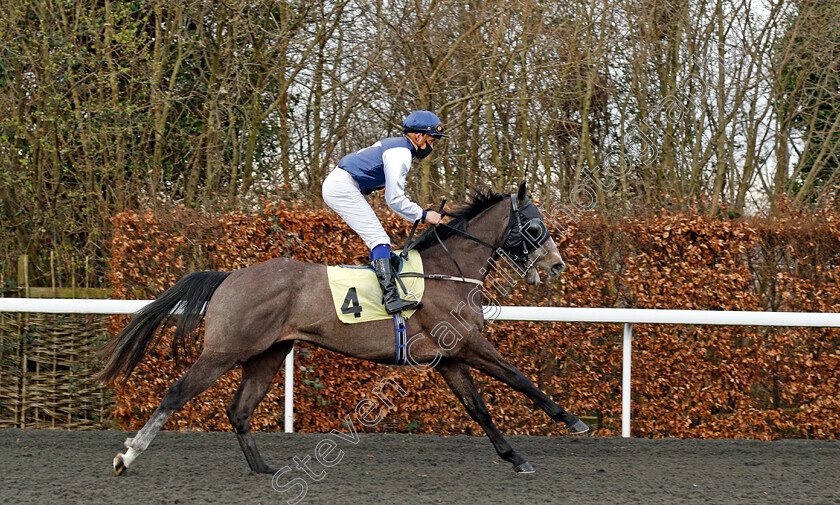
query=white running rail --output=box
[3,298,840,437]
[0,298,295,434]
[484,306,840,437]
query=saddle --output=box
[326,250,425,324]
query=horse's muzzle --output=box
[550,261,566,277]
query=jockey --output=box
[322,110,448,314]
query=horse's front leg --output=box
[458,333,589,434]
[436,360,534,473]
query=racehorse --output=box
[99,181,589,476]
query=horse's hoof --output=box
[514,461,535,473]
[114,453,127,476]
[256,466,277,475]
[567,418,590,435]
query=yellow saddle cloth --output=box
[326,250,425,324]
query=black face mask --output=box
[414,141,433,159]
[501,198,550,263]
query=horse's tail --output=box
[98,270,232,385]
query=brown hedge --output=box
[108,197,840,439]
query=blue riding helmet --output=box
[403,110,449,137]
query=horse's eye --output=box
[523,220,546,242]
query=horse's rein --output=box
[399,194,526,285]
[398,272,483,286]
[399,197,494,283]
[397,223,486,286]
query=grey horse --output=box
[99,181,588,477]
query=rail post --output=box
[284,346,294,433]
[622,323,633,438]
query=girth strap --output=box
[393,313,408,366]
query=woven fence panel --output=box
[0,312,114,429]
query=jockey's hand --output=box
[425,210,443,226]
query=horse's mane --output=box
[412,188,508,251]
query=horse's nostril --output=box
[551,262,566,275]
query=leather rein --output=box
[399,193,543,285]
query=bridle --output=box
[499,193,550,269]
[402,194,551,280]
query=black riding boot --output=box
[372,258,421,314]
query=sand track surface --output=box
[1,429,838,504]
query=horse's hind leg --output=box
[114,352,236,475]
[226,341,293,474]
[436,360,534,473]
[460,335,589,434]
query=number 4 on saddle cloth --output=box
[326,250,425,324]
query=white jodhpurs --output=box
[322,167,391,250]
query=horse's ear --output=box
[517,180,527,200]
